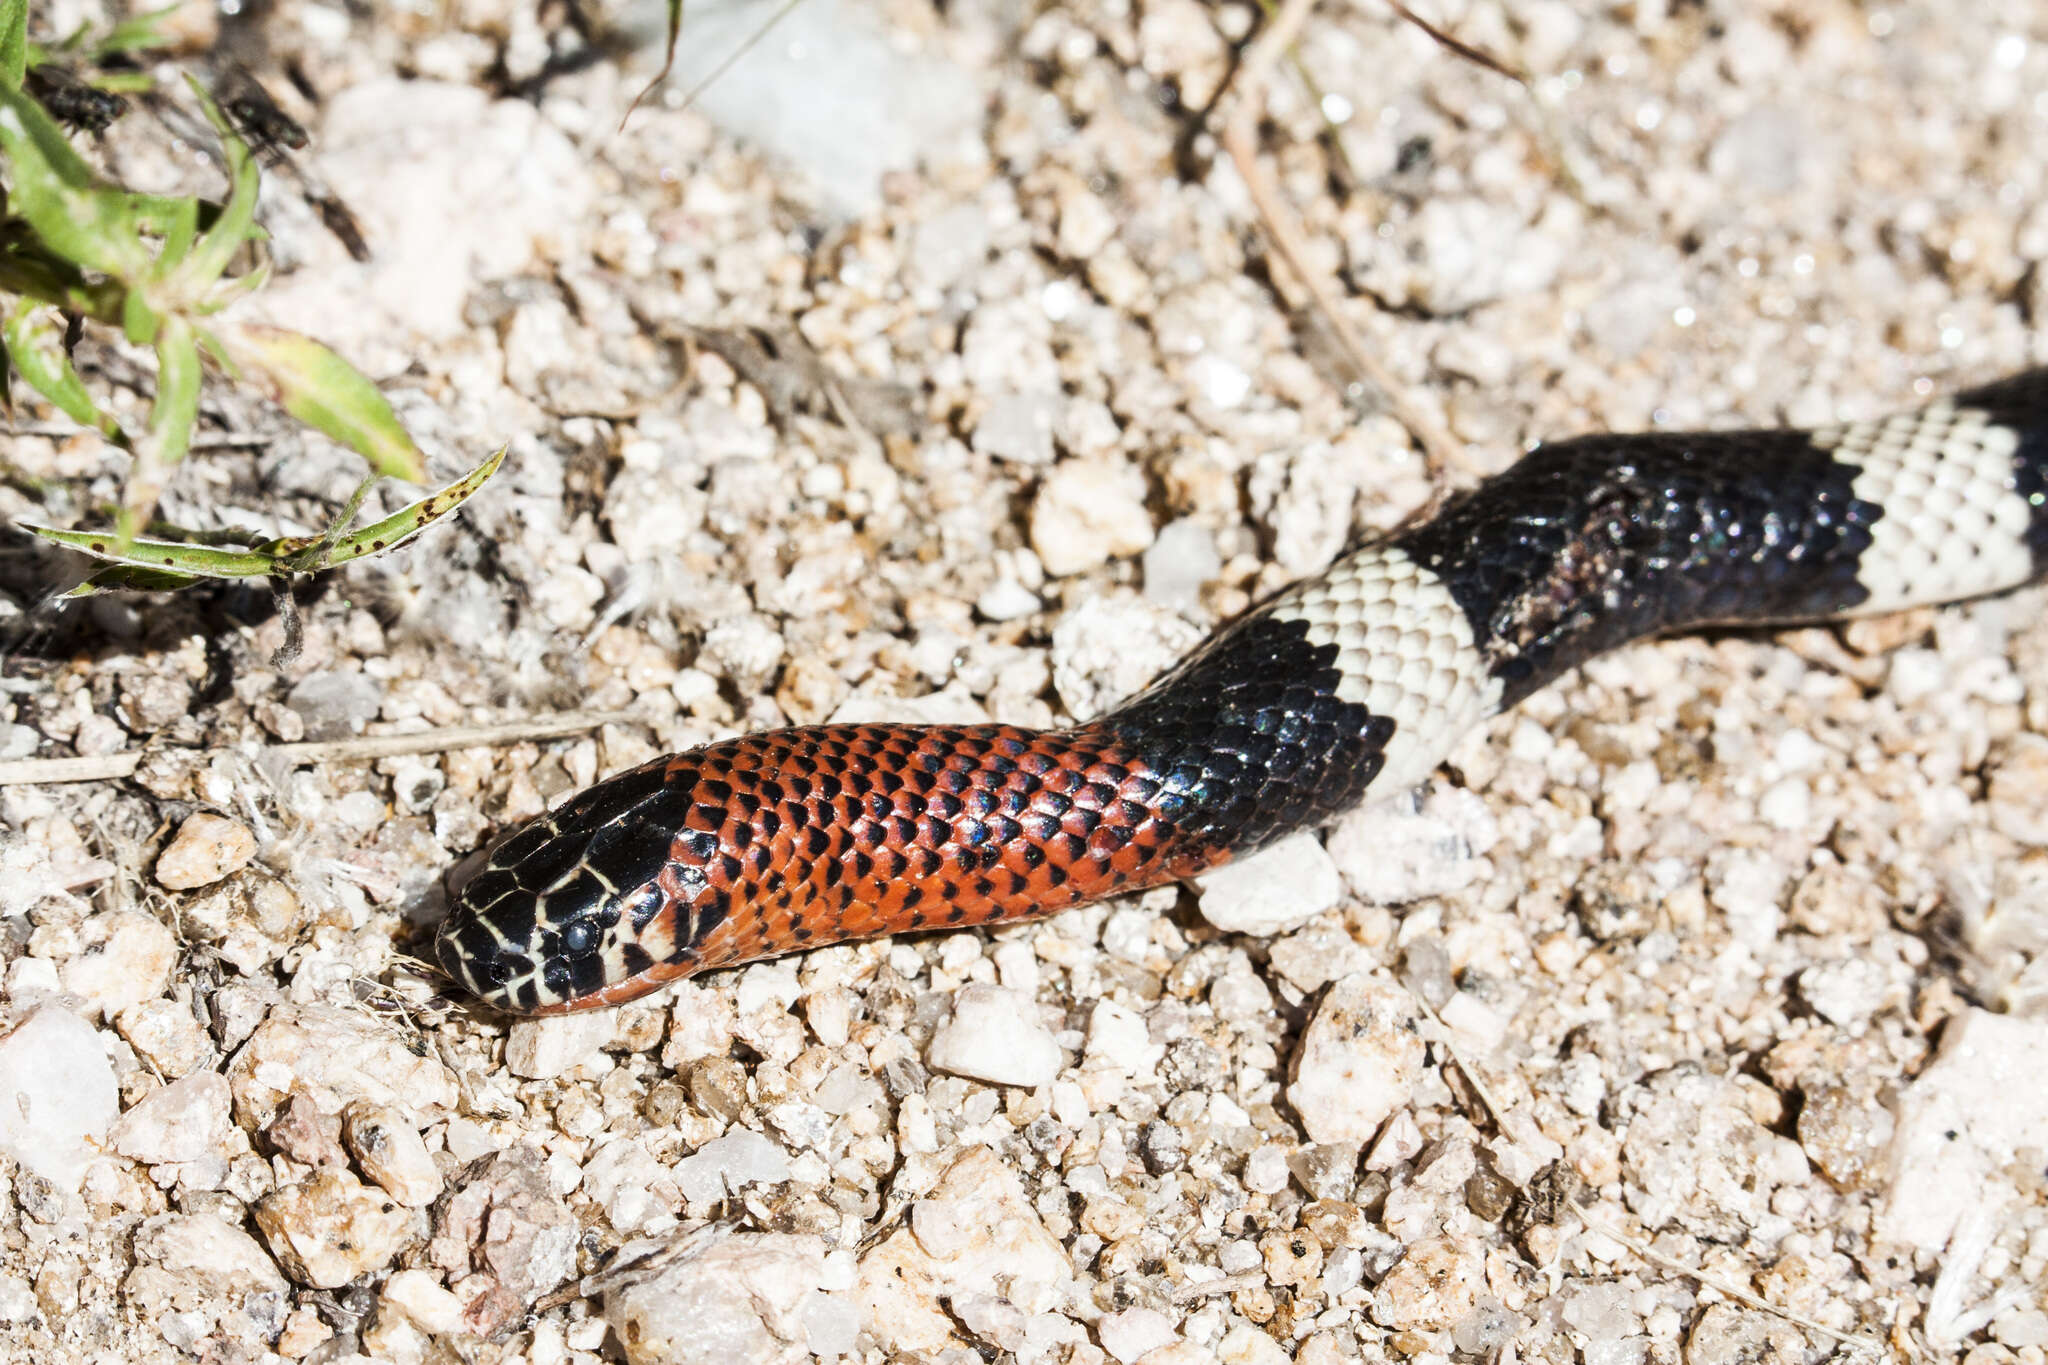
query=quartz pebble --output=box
[1196,830,1345,935]
[227,1003,458,1129]
[857,1146,1073,1355]
[111,1071,233,1166]
[343,1102,445,1207]
[673,1129,794,1207]
[1030,458,1155,577]
[506,1010,616,1079]
[927,984,1063,1087]
[605,1230,827,1365]
[1099,1306,1179,1361]
[60,909,178,1019]
[1324,786,1498,905]
[154,813,258,890]
[1879,1008,2048,1252]
[1287,974,1427,1145]
[255,1169,417,1288]
[0,1004,118,1189]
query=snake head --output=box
[434,759,715,1014]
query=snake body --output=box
[436,370,2048,1015]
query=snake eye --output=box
[560,918,601,957]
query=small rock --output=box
[976,577,1041,622]
[227,1003,458,1130]
[1989,733,2048,845]
[1142,519,1221,610]
[130,1211,288,1309]
[1099,1306,1179,1362]
[112,1071,233,1166]
[1218,1324,1294,1365]
[432,1146,579,1331]
[506,1011,616,1080]
[673,1129,793,1208]
[155,813,258,891]
[974,390,1058,466]
[1371,1235,1483,1331]
[266,1092,349,1169]
[584,1135,681,1232]
[286,670,384,741]
[1325,786,1498,905]
[1685,1304,1805,1365]
[343,1102,445,1207]
[116,998,212,1078]
[1795,958,1890,1031]
[606,1229,825,1365]
[1030,458,1155,577]
[857,1146,1073,1355]
[61,909,179,1019]
[1196,831,1345,936]
[0,1004,118,1189]
[1083,999,1160,1076]
[927,984,1063,1087]
[1287,974,1426,1146]
[255,1169,417,1288]
[1878,1008,2048,1252]
[380,1268,466,1337]
[1049,593,1205,722]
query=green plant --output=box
[0,5,501,598]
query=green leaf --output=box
[22,522,277,577]
[148,316,200,466]
[214,323,427,482]
[3,301,127,446]
[170,79,260,290]
[0,85,150,278]
[287,445,507,572]
[61,564,204,598]
[0,0,26,89]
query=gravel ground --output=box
[2,0,2047,1361]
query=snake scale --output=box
[434,369,2048,1015]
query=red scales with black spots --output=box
[436,612,1389,1013]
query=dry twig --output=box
[0,708,647,786]
[1218,0,1462,475]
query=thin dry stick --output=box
[1220,0,1462,476]
[0,708,647,786]
[1577,1212,1885,1354]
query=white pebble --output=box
[1142,518,1222,610]
[506,1011,616,1080]
[1030,458,1155,577]
[154,813,257,890]
[111,1071,232,1166]
[1325,786,1498,905]
[928,985,1063,1087]
[1083,1000,1160,1076]
[0,1005,117,1189]
[1288,974,1427,1145]
[605,1230,823,1364]
[1049,594,1205,722]
[1099,1306,1179,1363]
[974,390,1058,465]
[1196,831,1344,935]
[62,909,178,1020]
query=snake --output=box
[434,369,2048,1015]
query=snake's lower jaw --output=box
[513,955,700,1014]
